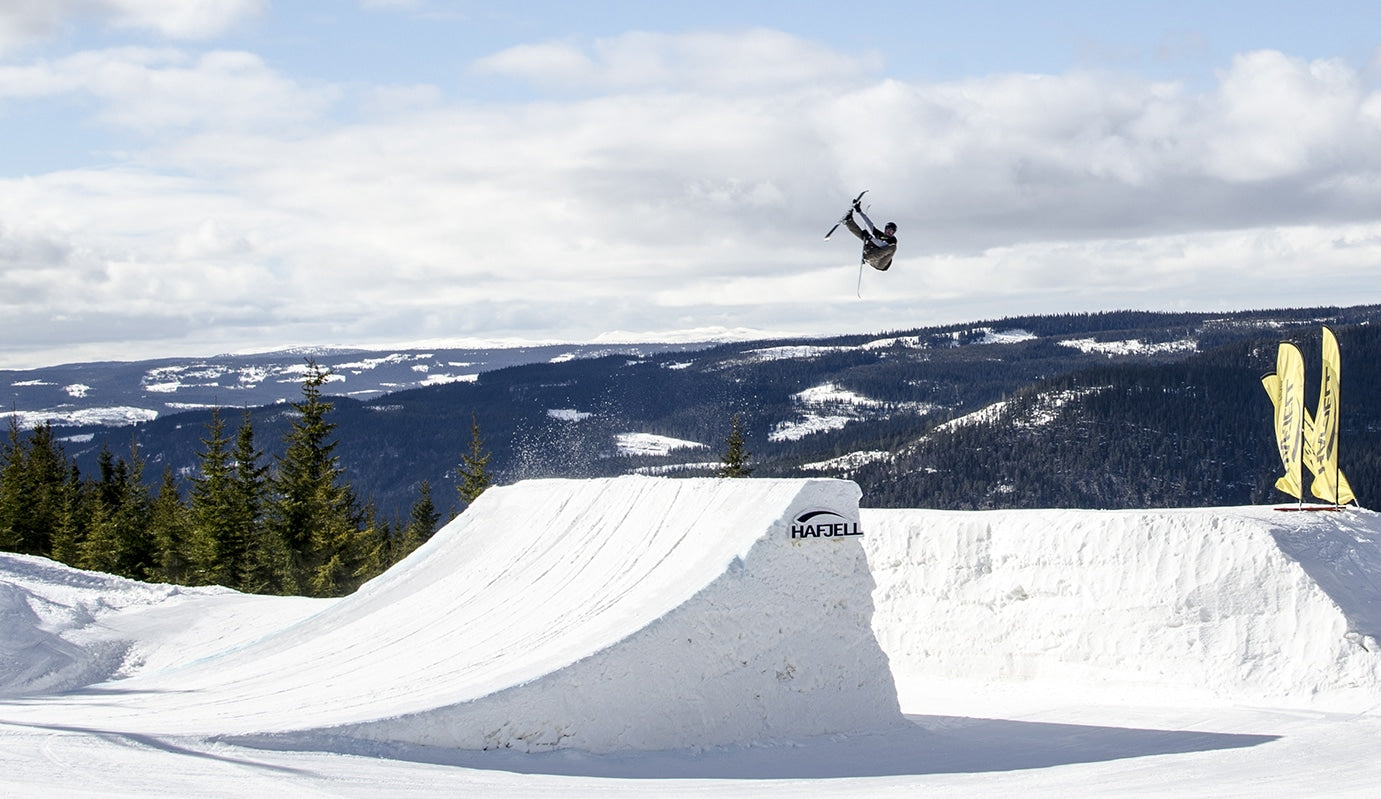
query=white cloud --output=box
[0,48,337,132]
[473,28,882,92]
[1198,50,1372,181]
[0,0,262,53]
[5,31,1381,366]
[103,0,266,39]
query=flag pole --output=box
[1336,330,1344,509]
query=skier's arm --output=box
[856,208,890,248]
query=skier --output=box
[839,197,897,272]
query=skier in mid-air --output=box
[839,195,896,272]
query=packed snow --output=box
[4,476,1381,796]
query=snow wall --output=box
[20,476,899,752]
[862,506,1381,709]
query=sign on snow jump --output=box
[790,509,862,540]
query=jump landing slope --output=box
[3,477,902,752]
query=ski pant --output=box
[843,215,895,271]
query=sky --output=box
[3,1,1381,368]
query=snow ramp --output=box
[24,477,901,752]
[862,506,1381,709]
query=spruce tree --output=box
[79,443,154,579]
[398,480,440,559]
[6,422,70,556]
[231,411,289,594]
[457,414,492,508]
[48,463,87,567]
[717,414,753,478]
[0,417,22,551]
[189,408,236,585]
[147,467,193,584]
[352,501,392,585]
[270,360,360,596]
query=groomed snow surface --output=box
[5,477,1381,796]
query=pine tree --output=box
[147,467,193,584]
[1,422,72,556]
[0,417,23,551]
[397,480,440,559]
[352,501,392,584]
[49,464,87,566]
[79,443,155,579]
[717,414,753,478]
[457,413,492,508]
[307,506,366,596]
[230,411,288,594]
[270,360,360,596]
[188,408,237,585]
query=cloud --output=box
[101,0,266,39]
[1198,50,1376,181]
[5,30,1381,366]
[0,0,263,54]
[0,47,338,132]
[472,28,883,93]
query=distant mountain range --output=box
[1,342,707,427]
[8,305,1380,519]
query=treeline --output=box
[0,361,488,597]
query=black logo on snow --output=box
[790,509,862,539]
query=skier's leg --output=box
[855,208,881,238]
[841,214,868,242]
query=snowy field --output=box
[4,476,1381,796]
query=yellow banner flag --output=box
[1267,342,1306,499]
[1310,327,1355,505]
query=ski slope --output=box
[4,476,1381,796]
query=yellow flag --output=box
[1310,327,1355,504]
[1261,371,1300,499]
[1268,343,1306,499]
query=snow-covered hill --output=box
[4,477,1381,795]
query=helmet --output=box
[884,222,897,233]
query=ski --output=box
[824,190,868,240]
